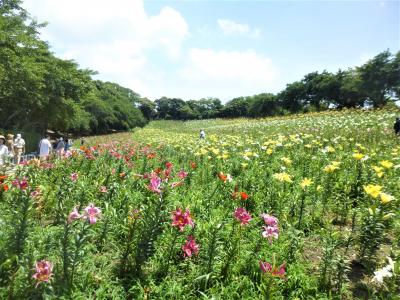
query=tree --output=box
[278,81,307,113]
[82,81,146,134]
[387,51,400,100]
[137,98,156,120]
[302,71,338,111]
[0,0,49,129]
[219,97,250,118]
[357,50,395,107]
[187,98,222,119]
[154,97,186,119]
[178,104,196,120]
[334,69,365,108]
[248,93,278,117]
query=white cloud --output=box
[22,0,188,97]
[218,19,261,38]
[176,48,278,100]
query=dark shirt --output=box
[394,120,400,134]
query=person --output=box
[13,133,25,164]
[80,137,85,146]
[56,137,65,156]
[5,134,14,156]
[0,135,9,165]
[65,139,73,151]
[199,129,206,139]
[53,138,59,150]
[39,135,52,159]
[394,117,400,135]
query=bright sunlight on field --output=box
[1,108,399,299]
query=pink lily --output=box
[261,213,278,226]
[234,207,252,226]
[182,235,200,258]
[32,260,53,287]
[259,261,286,279]
[83,203,101,224]
[70,172,78,182]
[68,206,82,223]
[171,208,194,231]
[178,170,188,179]
[148,174,162,194]
[262,225,279,243]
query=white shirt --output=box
[14,137,25,149]
[39,139,52,157]
[0,144,9,165]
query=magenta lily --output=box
[262,225,279,243]
[182,235,200,258]
[12,178,29,190]
[70,172,78,182]
[171,208,194,231]
[148,174,162,194]
[178,170,188,179]
[83,203,101,224]
[261,213,278,226]
[259,261,286,279]
[68,206,82,223]
[32,260,53,287]
[234,207,252,226]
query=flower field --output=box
[0,108,399,299]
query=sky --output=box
[23,0,399,102]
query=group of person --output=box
[0,133,75,166]
[0,133,26,165]
[38,136,73,159]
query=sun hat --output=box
[0,135,6,143]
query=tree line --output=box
[1,0,399,137]
[151,50,399,120]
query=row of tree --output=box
[152,50,399,120]
[1,0,399,136]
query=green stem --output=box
[62,222,71,283]
[69,221,89,289]
[164,229,179,276]
[220,221,239,279]
[297,192,306,229]
[120,219,137,276]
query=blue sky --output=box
[23,0,399,101]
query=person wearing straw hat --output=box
[0,135,9,165]
[5,134,14,156]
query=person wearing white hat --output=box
[13,133,25,164]
[56,137,65,156]
[0,135,9,165]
